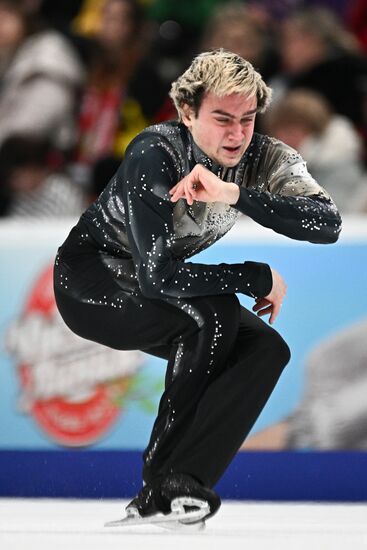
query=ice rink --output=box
[1,498,367,550]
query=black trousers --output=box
[54,267,290,488]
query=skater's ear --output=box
[181,104,195,129]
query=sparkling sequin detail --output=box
[55,121,341,310]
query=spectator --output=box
[201,2,280,80]
[273,7,367,135]
[346,0,367,54]
[0,0,84,152]
[73,0,145,161]
[0,135,86,218]
[73,0,169,188]
[265,90,367,213]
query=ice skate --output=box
[105,496,208,530]
[105,473,219,530]
[160,472,221,521]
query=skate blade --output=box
[155,519,205,532]
[105,516,205,532]
[105,497,209,530]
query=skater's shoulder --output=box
[125,121,190,175]
[128,121,187,149]
[249,132,304,161]
[142,120,186,138]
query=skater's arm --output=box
[232,188,341,244]
[121,137,272,300]
[170,147,342,244]
[234,140,342,243]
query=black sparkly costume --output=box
[54,121,341,497]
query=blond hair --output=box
[169,49,272,120]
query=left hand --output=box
[169,164,239,205]
[252,267,287,324]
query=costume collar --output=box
[187,130,222,174]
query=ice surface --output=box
[1,499,367,550]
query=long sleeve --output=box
[233,142,342,244]
[121,136,272,300]
[234,188,341,243]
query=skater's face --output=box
[182,92,257,167]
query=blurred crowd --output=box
[0,0,366,218]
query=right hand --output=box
[169,164,239,206]
[252,268,287,324]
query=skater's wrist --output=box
[242,261,272,298]
[221,182,240,205]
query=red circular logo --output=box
[8,263,143,447]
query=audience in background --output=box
[346,0,367,53]
[71,0,170,189]
[0,0,366,218]
[0,0,84,153]
[273,7,367,138]
[0,135,86,217]
[201,2,279,81]
[74,0,145,165]
[265,90,367,213]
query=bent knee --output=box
[262,327,291,368]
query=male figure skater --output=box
[54,50,341,526]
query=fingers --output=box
[169,178,197,205]
[169,181,188,203]
[253,297,283,324]
[183,180,196,205]
[253,298,272,319]
[170,187,187,203]
[254,304,278,325]
[169,179,184,201]
[256,305,273,318]
[169,164,221,205]
[269,302,281,324]
[252,298,269,312]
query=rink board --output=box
[1,450,367,501]
[1,217,367,500]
